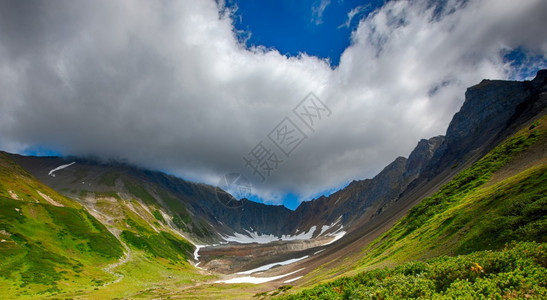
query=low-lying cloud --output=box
[0,0,546,205]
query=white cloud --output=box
[311,0,331,25]
[338,4,370,29]
[0,0,546,205]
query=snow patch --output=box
[48,162,76,177]
[284,276,303,283]
[216,268,304,284]
[194,245,204,261]
[220,216,345,246]
[236,256,309,275]
[319,217,342,235]
[222,226,317,244]
[313,249,325,255]
[323,230,346,246]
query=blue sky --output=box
[225,0,386,66]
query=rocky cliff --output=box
[280,69,546,236]
[425,70,547,180]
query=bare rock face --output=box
[285,134,445,232]
[402,136,445,183]
[283,70,547,235]
[426,69,547,179]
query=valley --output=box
[0,71,546,299]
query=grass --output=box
[280,117,546,298]
[280,242,547,299]
[54,249,216,299]
[123,177,157,205]
[0,197,121,297]
[98,171,119,187]
[0,152,203,298]
[359,117,545,267]
[153,209,165,223]
[121,230,193,262]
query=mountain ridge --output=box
[0,70,545,298]
[4,70,546,244]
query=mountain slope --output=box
[361,117,546,266]
[6,154,296,243]
[5,71,545,251]
[275,115,546,299]
[0,71,545,299]
[0,152,208,298]
[281,242,547,299]
[0,153,124,297]
[291,70,547,240]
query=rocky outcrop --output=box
[281,70,546,235]
[425,70,547,179]
[283,134,445,233]
[403,136,444,182]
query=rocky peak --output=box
[530,69,547,89]
[403,135,445,181]
[426,69,546,178]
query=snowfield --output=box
[221,226,317,244]
[236,255,309,275]
[323,230,346,245]
[194,245,205,261]
[221,218,346,246]
[284,276,303,283]
[216,268,304,284]
[48,161,76,177]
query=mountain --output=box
[0,70,545,298]
[0,151,206,298]
[280,112,547,299]
[6,70,545,246]
[5,155,297,243]
[285,135,445,234]
[279,70,546,240]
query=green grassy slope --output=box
[279,118,546,299]
[0,153,124,297]
[281,242,546,299]
[0,153,206,298]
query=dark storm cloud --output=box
[1,0,546,203]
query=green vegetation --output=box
[43,205,124,258]
[158,190,193,232]
[121,230,193,262]
[360,119,545,267]
[0,153,204,298]
[400,126,540,242]
[0,196,122,296]
[98,171,119,187]
[125,216,149,233]
[281,242,547,299]
[172,214,188,231]
[283,118,546,298]
[123,178,157,204]
[153,209,165,223]
[455,165,546,253]
[0,154,126,297]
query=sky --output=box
[224,0,386,66]
[0,0,546,210]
